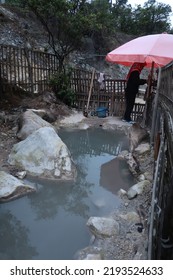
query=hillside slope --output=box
[0,4,135,79]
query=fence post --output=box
[24,48,34,95]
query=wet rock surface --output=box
[0,170,36,202]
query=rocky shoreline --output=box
[0,94,154,259]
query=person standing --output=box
[123,62,147,123]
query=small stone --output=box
[15,171,27,179]
[118,188,127,196]
[138,174,145,181]
[127,188,138,199]
[119,211,139,222]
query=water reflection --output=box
[100,158,133,195]
[59,127,126,157]
[0,210,38,259]
[0,128,135,260]
[27,173,92,220]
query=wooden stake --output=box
[86,68,95,114]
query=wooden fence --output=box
[70,68,145,120]
[70,68,126,116]
[0,44,145,119]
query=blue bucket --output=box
[96,107,108,118]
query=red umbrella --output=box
[105,33,173,68]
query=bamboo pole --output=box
[86,68,95,115]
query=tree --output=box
[8,0,99,72]
[111,0,134,33]
[131,0,172,35]
[87,0,114,53]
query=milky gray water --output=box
[0,128,135,260]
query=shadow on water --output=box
[0,128,135,260]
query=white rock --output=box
[0,171,35,202]
[135,143,150,155]
[117,150,129,158]
[130,180,150,194]
[86,216,119,238]
[127,180,150,199]
[15,171,27,179]
[8,127,76,180]
[127,188,138,199]
[60,111,86,126]
[137,174,146,181]
[118,188,127,196]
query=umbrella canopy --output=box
[105,33,173,68]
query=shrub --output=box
[49,69,75,106]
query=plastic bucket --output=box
[96,107,107,118]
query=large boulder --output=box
[8,126,76,180]
[17,110,54,140]
[0,171,36,202]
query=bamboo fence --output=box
[0,44,145,119]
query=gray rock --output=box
[86,216,119,238]
[0,171,35,202]
[127,188,138,199]
[137,174,146,181]
[117,150,129,158]
[17,110,53,140]
[135,143,150,155]
[127,180,150,199]
[118,188,127,197]
[119,211,139,222]
[144,172,153,182]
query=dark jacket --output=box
[125,71,146,95]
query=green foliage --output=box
[111,1,133,33]
[49,69,76,106]
[130,0,172,35]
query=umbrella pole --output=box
[141,62,155,127]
